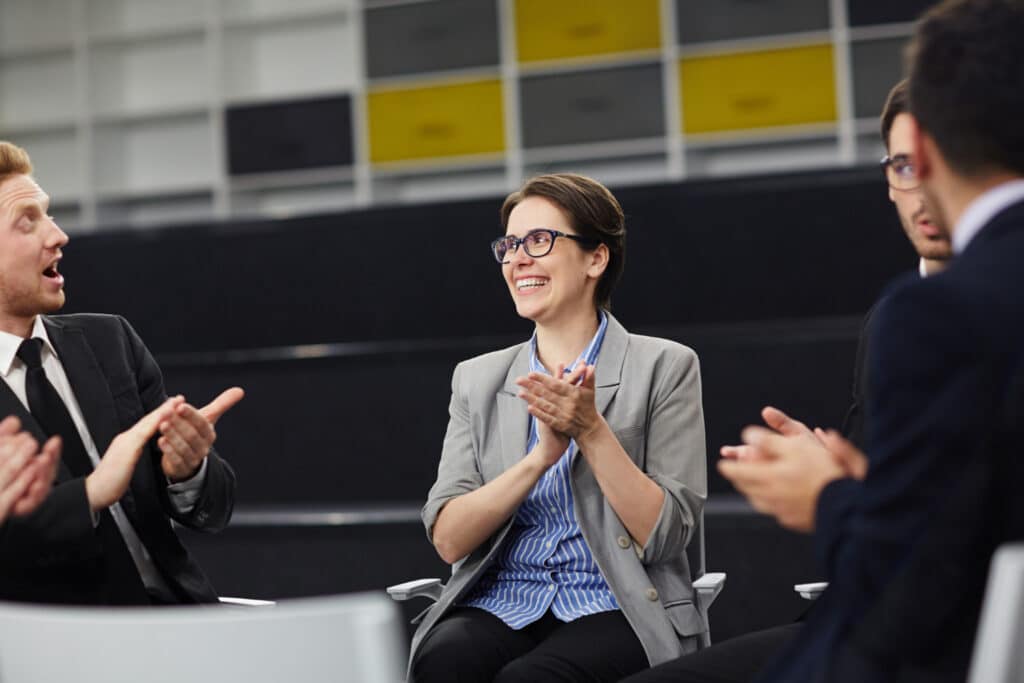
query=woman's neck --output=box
[534,307,600,374]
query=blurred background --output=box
[0,0,939,644]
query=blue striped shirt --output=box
[462,310,619,628]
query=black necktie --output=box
[17,337,150,604]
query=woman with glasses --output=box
[410,173,707,682]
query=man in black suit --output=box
[620,78,955,683]
[717,0,1024,680]
[0,139,242,605]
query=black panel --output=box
[226,95,353,175]
[847,0,940,26]
[62,166,913,354]
[179,507,818,645]
[364,0,499,78]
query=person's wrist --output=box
[84,473,104,513]
[575,416,609,453]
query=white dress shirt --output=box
[0,316,207,600]
[952,179,1024,254]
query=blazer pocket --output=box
[663,599,706,637]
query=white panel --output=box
[2,129,83,200]
[223,19,357,101]
[373,167,506,204]
[0,55,75,128]
[89,38,208,116]
[221,0,350,22]
[686,138,840,177]
[0,0,74,53]
[86,0,207,37]
[93,114,214,195]
[231,183,357,218]
[97,194,215,228]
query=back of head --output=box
[0,141,33,187]
[906,0,1024,178]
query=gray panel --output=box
[364,0,499,78]
[676,0,830,44]
[851,37,907,120]
[520,63,664,149]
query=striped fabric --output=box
[462,310,620,628]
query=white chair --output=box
[0,592,404,683]
[968,543,1024,683]
[389,512,727,648]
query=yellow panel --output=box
[516,0,661,63]
[680,44,837,134]
[368,79,505,163]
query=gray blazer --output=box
[412,313,707,667]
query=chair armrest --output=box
[387,578,443,603]
[694,572,727,607]
[794,582,828,600]
[218,597,276,607]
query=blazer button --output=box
[645,588,659,602]
[617,535,631,549]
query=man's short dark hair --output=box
[906,0,1024,177]
[880,79,909,149]
[501,173,625,310]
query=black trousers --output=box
[411,606,649,683]
[618,622,802,683]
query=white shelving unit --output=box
[0,0,920,232]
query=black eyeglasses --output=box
[880,154,920,191]
[490,228,601,264]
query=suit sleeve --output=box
[421,362,484,542]
[119,316,235,532]
[639,345,708,565]
[813,281,994,602]
[0,476,103,567]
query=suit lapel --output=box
[43,317,122,455]
[43,317,143,514]
[497,343,531,471]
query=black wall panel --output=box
[226,95,353,175]
[61,166,914,354]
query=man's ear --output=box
[587,243,609,279]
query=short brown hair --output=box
[501,173,625,309]
[0,141,32,187]
[906,0,1024,177]
[880,79,909,149]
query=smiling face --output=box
[0,174,68,334]
[502,195,607,326]
[887,113,953,262]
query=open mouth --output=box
[516,277,548,292]
[42,260,63,283]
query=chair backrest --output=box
[0,592,405,683]
[969,543,1024,683]
[686,509,707,580]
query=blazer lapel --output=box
[43,317,142,512]
[497,343,532,471]
[593,313,627,417]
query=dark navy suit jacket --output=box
[758,198,1024,682]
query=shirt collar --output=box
[0,317,57,377]
[528,309,609,376]
[952,179,1024,255]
